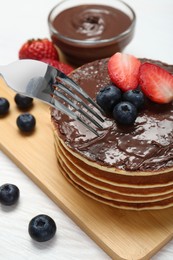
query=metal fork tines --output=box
[0,59,104,136]
[51,74,104,136]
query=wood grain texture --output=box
[1,77,173,260]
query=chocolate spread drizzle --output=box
[51,58,173,172]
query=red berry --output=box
[41,58,74,75]
[19,38,59,61]
[108,52,141,92]
[139,62,173,104]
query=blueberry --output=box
[113,101,137,125]
[28,214,56,242]
[0,97,10,115]
[123,89,144,110]
[96,84,122,115]
[14,93,33,109]
[0,183,20,206]
[16,113,36,132]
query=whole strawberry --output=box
[19,38,59,61]
[41,58,74,75]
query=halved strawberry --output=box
[108,52,141,92]
[139,62,173,104]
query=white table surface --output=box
[0,0,173,259]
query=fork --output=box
[0,59,104,135]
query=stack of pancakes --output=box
[51,58,173,210]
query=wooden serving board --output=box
[1,77,173,260]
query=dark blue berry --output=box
[14,93,33,109]
[16,113,36,132]
[0,97,10,115]
[123,89,144,110]
[96,85,122,115]
[113,101,137,125]
[28,214,56,242]
[0,183,20,206]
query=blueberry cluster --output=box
[96,84,144,125]
[0,94,36,132]
[1,95,56,242]
[0,182,56,242]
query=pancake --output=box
[51,57,173,210]
[55,137,173,198]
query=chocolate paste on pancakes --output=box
[51,58,173,173]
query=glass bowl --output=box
[48,0,136,66]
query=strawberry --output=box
[19,38,59,61]
[41,58,74,75]
[108,52,141,92]
[139,63,173,104]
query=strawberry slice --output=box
[139,62,173,104]
[108,52,141,92]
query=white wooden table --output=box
[0,0,173,259]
